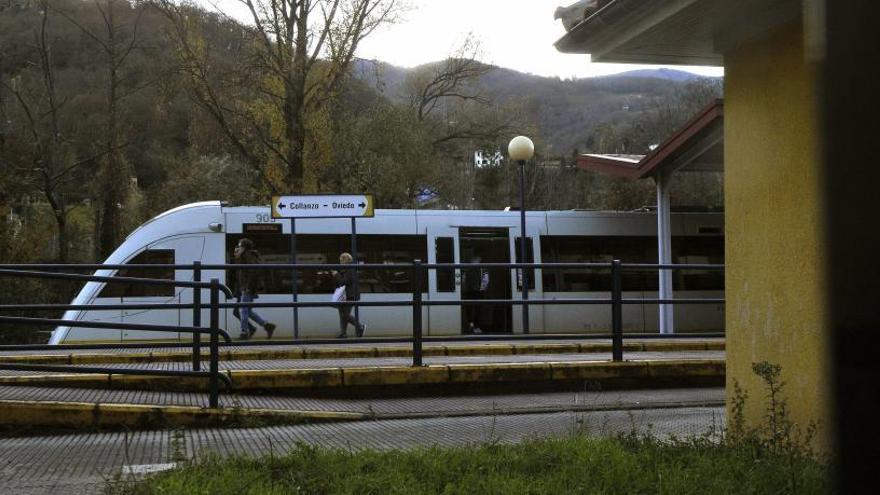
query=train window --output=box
[514,237,536,291]
[540,235,725,292]
[435,237,455,292]
[540,236,657,292]
[357,235,428,293]
[671,236,725,290]
[225,233,289,296]
[98,250,175,298]
[226,233,428,294]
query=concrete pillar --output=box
[656,170,674,334]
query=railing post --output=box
[611,259,623,362]
[209,278,220,408]
[192,261,201,372]
[412,259,423,367]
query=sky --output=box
[359,0,723,78]
[212,0,724,79]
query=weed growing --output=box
[724,361,827,494]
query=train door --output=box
[427,225,459,335]
[459,228,512,333]
[514,232,544,333]
[120,236,205,341]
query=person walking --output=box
[333,252,365,338]
[233,238,276,340]
[463,256,489,333]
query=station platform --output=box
[0,337,724,363]
[0,337,725,430]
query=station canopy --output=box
[554,0,801,66]
[577,98,723,180]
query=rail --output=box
[0,260,724,403]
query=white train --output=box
[50,201,724,344]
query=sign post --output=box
[290,218,297,338]
[271,194,375,339]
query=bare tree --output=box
[406,37,490,122]
[1,2,82,261]
[397,37,528,209]
[404,36,519,149]
[57,0,146,257]
[155,0,399,193]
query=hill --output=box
[604,68,705,81]
[352,59,721,155]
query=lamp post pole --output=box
[509,136,535,335]
[518,158,530,334]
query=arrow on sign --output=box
[358,202,366,208]
[278,203,286,210]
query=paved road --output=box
[0,388,725,494]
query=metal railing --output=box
[400,260,724,364]
[0,266,234,407]
[0,260,724,403]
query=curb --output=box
[372,399,727,421]
[0,399,365,429]
[0,359,726,392]
[0,397,726,430]
[0,340,724,365]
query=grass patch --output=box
[107,360,832,494]
[106,432,830,494]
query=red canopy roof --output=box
[577,99,724,180]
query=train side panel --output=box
[52,204,724,343]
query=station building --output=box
[555,0,830,450]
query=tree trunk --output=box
[283,2,309,192]
[284,83,305,192]
[54,208,68,263]
[97,0,125,259]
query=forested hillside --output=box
[1,0,722,269]
[356,59,717,156]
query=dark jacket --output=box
[464,267,488,293]
[333,268,360,301]
[235,249,262,295]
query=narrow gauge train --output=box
[50,201,724,344]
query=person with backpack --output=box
[233,238,276,340]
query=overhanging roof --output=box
[577,154,645,180]
[554,0,801,66]
[578,99,723,180]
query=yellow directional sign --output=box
[271,194,375,219]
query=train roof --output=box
[124,201,221,241]
[126,201,723,241]
[219,204,720,217]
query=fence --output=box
[0,261,724,406]
[0,265,234,407]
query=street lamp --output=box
[508,136,534,334]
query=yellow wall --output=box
[724,21,829,449]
